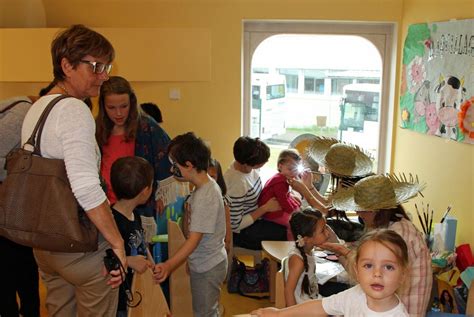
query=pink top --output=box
[100,134,135,204]
[390,218,433,316]
[259,173,301,228]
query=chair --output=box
[167,220,193,317]
[127,269,170,317]
[232,246,262,266]
[227,231,263,283]
[275,256,288,308]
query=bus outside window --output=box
[339,83,380,167]
[251,74,287,140]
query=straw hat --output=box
[307,137,373,177]
[289,133,319,171]
[332,174,425,211]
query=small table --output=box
[261,240,347,303]
[261,241,293,302]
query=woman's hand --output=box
[251,307,280,316]
[104,247,127,289]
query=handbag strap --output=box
[0,99,32,114]
[25,95,73,156]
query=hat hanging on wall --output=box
[307,137,374,178]
[331,173,426,212]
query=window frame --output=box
[242,21,397,174]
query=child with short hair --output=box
[110,156,155,317]
[284,208,329,306]
[153,132,227,317]
[224,136,285,250]
[182,158,232,252]
[252,229,410,316]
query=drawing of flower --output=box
[409,56,426,92]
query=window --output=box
[253,67,269,74]
[266,84,285,100]
[357,78,380,84]
[331,78,353,95]
[304,69,325,94]
[304,77,325,94]
[278,68,298,93]
[243,21,397,176]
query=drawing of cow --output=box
[434,75,466,140]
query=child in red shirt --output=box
[259,149,303,240]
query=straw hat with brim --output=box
[331,174,426,212]
[308,137,373,177]
[289,134,319,171]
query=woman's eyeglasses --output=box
[80,60,113,75]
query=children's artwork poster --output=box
[400,18,474,144]
[155,176,190,235]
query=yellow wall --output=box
[1,0,473,247]
[395,0,474,249]
[0,0,404,166]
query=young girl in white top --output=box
[252,228,410,317]
[284,208,329,306]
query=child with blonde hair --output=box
[259,149,328,239]
[252,229,410,316]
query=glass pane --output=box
[304,77,316,93]
[250,34,382,181]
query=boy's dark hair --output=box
[110,156,154,200]
[168,132,211,172]
[289,207,324,297]
[209,158,226,195]
[233,136,270,166]
[141,102,163,123]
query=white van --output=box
[250,74,287,140]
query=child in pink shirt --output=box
[259,149,303,240]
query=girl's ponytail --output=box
[295,242,311,296]
[290,207,323,297]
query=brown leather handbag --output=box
[0,95,98,252]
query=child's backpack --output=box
[227,256,270,299]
